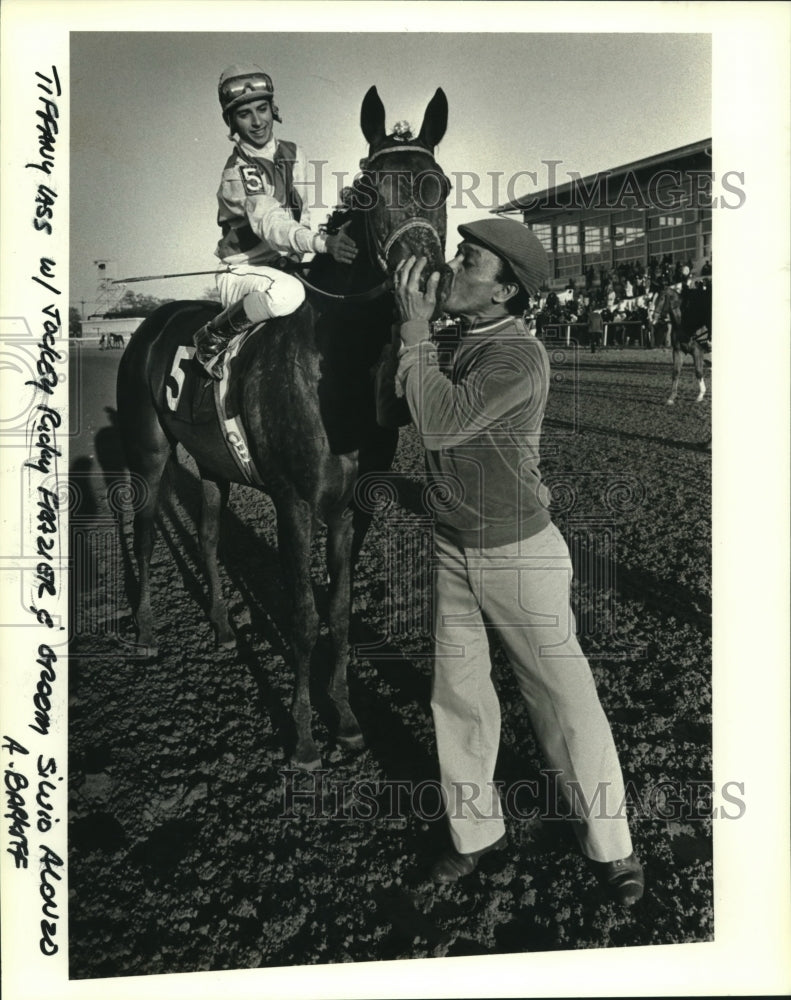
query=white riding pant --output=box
[431,522,634,863]
[216,263,305,324]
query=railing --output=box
[540,323,588,345]
[540,321,652,347]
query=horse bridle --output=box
[290,145,447,305]
[361,143,447,272]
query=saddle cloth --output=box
[163,326,265,486]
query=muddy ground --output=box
[68,343,713,978]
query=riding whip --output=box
[111,269,230,284]
[111,259,310,284]
[111,265,393,303]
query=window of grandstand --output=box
[531,223,553,253]
[583,223,610,269]
[554,223,581,280]
[558,223,580,253]
[613,210,645,263]
[648,208,698,260]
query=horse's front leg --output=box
[275,496,322,769]
[326,505,364,749]
[667,346,683,405]
[198,472,235,648]
[692,344,707,402]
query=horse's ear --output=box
[417,87,448,149]
[361,86,386,146]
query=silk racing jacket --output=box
[215,136,328,266]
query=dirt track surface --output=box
[68,342,713,977]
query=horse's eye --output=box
[413,171,451,209]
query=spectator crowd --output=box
[522,255,713,348]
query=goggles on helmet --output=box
[219,69,275,121]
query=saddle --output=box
[162,324,265,485]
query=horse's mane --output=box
[324,206,354,236]
[323,171,373,235]
[307,177,381,295]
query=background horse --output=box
[650,283,711,404]
[116,86,449,769]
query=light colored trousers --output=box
[432,521,633,863]
[216,263,305,320]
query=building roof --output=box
[492,138,712,215]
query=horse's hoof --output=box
[215,633,236,651]
[290,753,323,771]
[135,625,158,658]
[338,731,365,751]
[665,399,675,406]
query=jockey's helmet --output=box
[218,64,282,124]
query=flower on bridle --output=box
[391,121,413,140]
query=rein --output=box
[299,195,443,305]
[293,265,392,303]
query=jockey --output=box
[675,265,692,291]
[193,64,358,379]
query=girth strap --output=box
[212,327,266,486]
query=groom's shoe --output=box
[430,834,507,884]
[593,852,645,906]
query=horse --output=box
[116,86,450,769]
[650,283,711,404]
[110,332,125,349]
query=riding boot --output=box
[193,299,256,381]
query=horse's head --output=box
[356,86,451,307]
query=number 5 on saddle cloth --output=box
[163,326,264,486]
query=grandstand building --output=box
[493,139,713,290]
